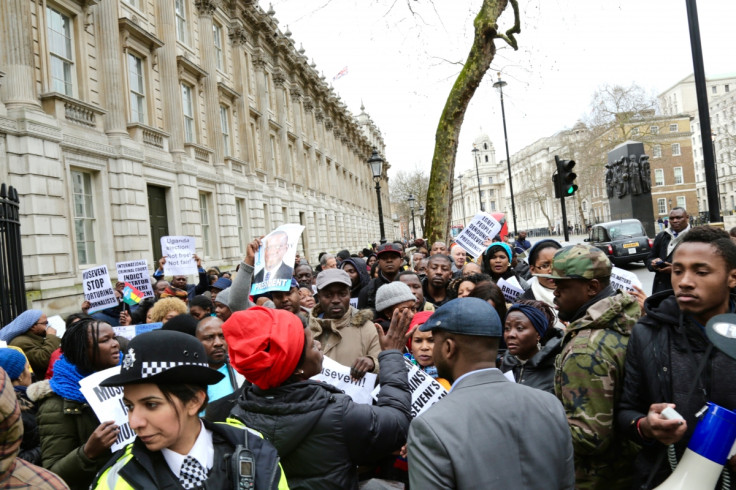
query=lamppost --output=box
[472,146,484,212]
[407,193,417,239]
[368,148,386,244]
[493,72,518,235]
[418,204,425,236]
[458,175,468,227]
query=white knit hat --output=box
[375,282,416,313]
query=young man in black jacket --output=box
[645,207,690,294]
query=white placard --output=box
[160,236,197,276]
[454,212,502,258]
[116,260,154,299]
[251,224,305,295]
[311,356,377,405]
[503,370,517,383]
[349,297,359,309]
[78,366,135,452]
[372,359,449,418]
[112,322,163,341]
[82,265,118,314]
[46,315,66,338]
[611,267,643,293]
[497,276,525,304]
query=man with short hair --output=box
[415,259,428,278]
[195,316,240,403]
[320,254,337,270]
[153,279,170,299]
[430,241,448,256]
[271,279,307,321]
[358,243,404,311]
[540,244,641,488]
[310,269,380,377]
[450,245,466,276]
[294,262,314,289]
[423,254,453,307]
[646,207,690,294]
[513,230,532,255]
[408,297,574,488]
[411,252,424,271]
[618,226,736,486]
[153,254,209,301]
[398,270,434,312]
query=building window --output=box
[677,196,686,208]
[672,143,681,156]
[480,190,485,199]
[488,176,493,184]
[655,168,665,186]
[175,0,187,44]
[658,198,667,215]
[490,201,496,212]
[726,85,730,93]
[199,193,211,257]
[650,125,659,135]
[670,123,678,132]
[485,155,488,163]
[47,7,74,96]
[71,170,96,265]
[220,105,230,156]
[712,85,717,95]
[128,53,146,123]
[674,167,684,184]
[213,23,224,71]
[653,145,662,158]
[181,83,195,143]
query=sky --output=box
[263,0,736,179]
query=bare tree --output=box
[389,167,430,236]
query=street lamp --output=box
[472,146,484,212]
[458,176,467,227]
[407,193,416,239]
[493,72,518,235]
[368,148,386,244]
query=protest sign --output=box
[372,359,449,417]
[47,315,66,338]
[311,356,377,405]
[497,276,525,304]
[454,213,502,258]
[611,267,643,293]
[349,297,359,309]
[251,224,305,295]
[82,265,118,314]
[78,366,135,452]
[160,236,197,276]
[116,260,154,299]
[113,322,163,341]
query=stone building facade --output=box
[0,0,390,314]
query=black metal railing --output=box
[0,184,26,327]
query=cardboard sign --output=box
[372,359,449,418]
[160,236,197,276]
[78,366,135,452]
[611,267,643,293]
[251,224,305,295]
[82,265,118,314]
[116,260,154,299]
[311,356,377,405]
[455,213,502,258]
[497,276,525,304]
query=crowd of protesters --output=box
[1,207,736,489]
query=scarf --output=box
[49,356,89,404]
[529,276,556,307]
[666,224,691,256]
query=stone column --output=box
[195,0,224,166]
[273,70,291,182]
[0,0,40,109]
[228,24,251,170]
[253,48,273,177]
[157,0,185,155]
[95,0,127,136]
[289,86,304,185]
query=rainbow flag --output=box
[122,283,143,306]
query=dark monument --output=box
[606,141,656,237]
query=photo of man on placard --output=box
[253,230,293,284]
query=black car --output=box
[584,219,653,267]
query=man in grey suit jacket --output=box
[407,297,575,489]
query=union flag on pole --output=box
[333,66,348,81]
[122,282,143,306]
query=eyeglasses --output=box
[533,263,552,272]
[34,321,49,326]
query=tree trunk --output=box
[424,0,518,243]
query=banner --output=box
[160,236,197,276]
[82,265,118,314]
[311,356,377,405]
[611,267,643,293]
[454,213,502,258]
[497,276,525,304]
[372,358,448,418]
[113,322,163,341]
[78,366,135,452]
[251,224,305,295]
[116,260,154,299]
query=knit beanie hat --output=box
[0,349,27,380]
[0,310,43,342]
[375,282,416,313]
[161,314,198,337]
[214,287,232,309]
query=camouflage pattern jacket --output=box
[554,289,641,490]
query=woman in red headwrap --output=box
[207,307,413,489]
[405,311,451,391]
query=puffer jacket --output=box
[29,380,111,490]
[218,350,411,489]
[501,330,563,393]
[617,291,736,488]
[309,305,380,373]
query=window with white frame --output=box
[672,143,681,156]
[199,193,211,257]
[71,170,96,265]
[677,196,686,208]
[653,145,662,158]
[658,198,667,215]
[674,167,683,184]
[175,0,188,44]
[490,201,496,212]
[47,7,74,96]
[220,105,230,156]
[181,83,195,143]
[655,168,665,186]
[650,125,659,135]
[670,123,678,132]
[712,86,717,95]
[213,23,224,71]
[128,53,146,123]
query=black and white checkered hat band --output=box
[141,361,209,378]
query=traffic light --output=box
[555,156,577,197]
[552,172,561,199]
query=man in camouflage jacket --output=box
[539,244,641,489]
